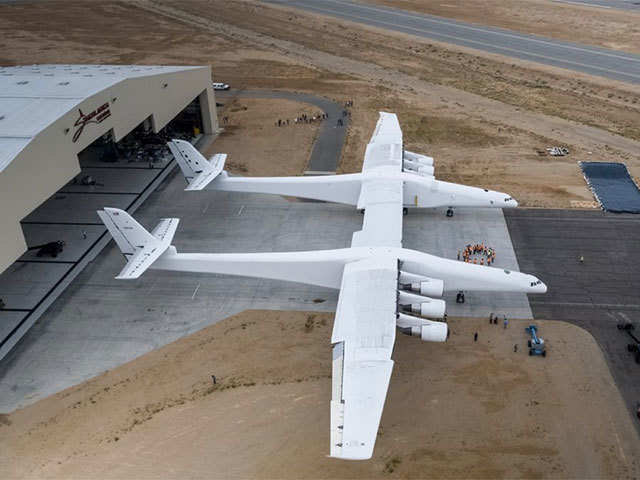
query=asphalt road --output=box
[504,208,640,434]
[550,0,640,11]
[265,0,640,84]
[216,89,348,173]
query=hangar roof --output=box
[0,64,202,172]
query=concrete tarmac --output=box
[505,208,640,434]
[0,168,529,411]
[265,0,640,84]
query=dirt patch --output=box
[0,0,639,208]
[1,312,638,478]
[207,97,321,176]
[366,0,640,55]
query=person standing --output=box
[504,316,508,329]
[474,332,478,342]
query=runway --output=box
[265,0,640,84]
[505,208,640,434]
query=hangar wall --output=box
[0,65,217,273]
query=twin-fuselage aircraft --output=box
[98,112,545,460]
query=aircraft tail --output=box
[97,207,179,279]
[167,139,226,191]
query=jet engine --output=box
[412,322,447,342]
[397,313,447,342]
[402,300,446,319]
[404,150,434,167]
[397,291,446,319]
[398,272,444,298]
[403,160,435,177]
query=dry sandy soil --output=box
[2,311,639,479]
[366,0,640,54]
[1,0,640,207]
[204,96,322,176]
[2,3,640,477]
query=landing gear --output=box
[403,207,408,216]
[456,291,465,303]
[446,208,454,217]
[359,209,365,215]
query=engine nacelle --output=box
[403,160,435,177]
[398,274,444,298]
[404,150,434,167]
[408,299,446,319]
[411,321,447,342]
[416,165,435,177]
[397,291,446,319]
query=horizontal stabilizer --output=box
[97,207,178,279]
[168,139,226,191]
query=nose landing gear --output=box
[446,207,454,217]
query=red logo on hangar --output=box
[72,102,111,143]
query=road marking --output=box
[191,283,200,300]
[237,205,245,216]
[552,0,612,8]
[322,0,639,64]
[281,0,640,81]
[530,301,640,308]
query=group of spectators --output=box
[458,243,496,266]
[275,112,328,127]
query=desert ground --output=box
[2,0,640,478]
[1,0,640,206]
[204,96,322,176]
[365,0,640,55]
[2,311,639,479]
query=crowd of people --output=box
[275,111,329,127]
[274,99,355,128]
[458,243,496,266]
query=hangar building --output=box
[0,64,218,359]
[0,64,217,273]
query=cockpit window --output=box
[504,197,513,202]
[529,280,542,286]
[484,189,489,192]
[504,269,511,274]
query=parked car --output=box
[212,82,230,90]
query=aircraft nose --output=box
[533,279,547,294]
[507,197,518,208]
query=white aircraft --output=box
[168,116,517,217]
[98,113,545,460]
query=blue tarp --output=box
[579,162,640,213]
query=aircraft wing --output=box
[362,112,403,173]
[330,256,397,460]
[352,178,403,248]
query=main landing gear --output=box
[456,291,465,303]
[403,207,408,216]
[446,207,454,217]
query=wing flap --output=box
[330,257,398,460]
